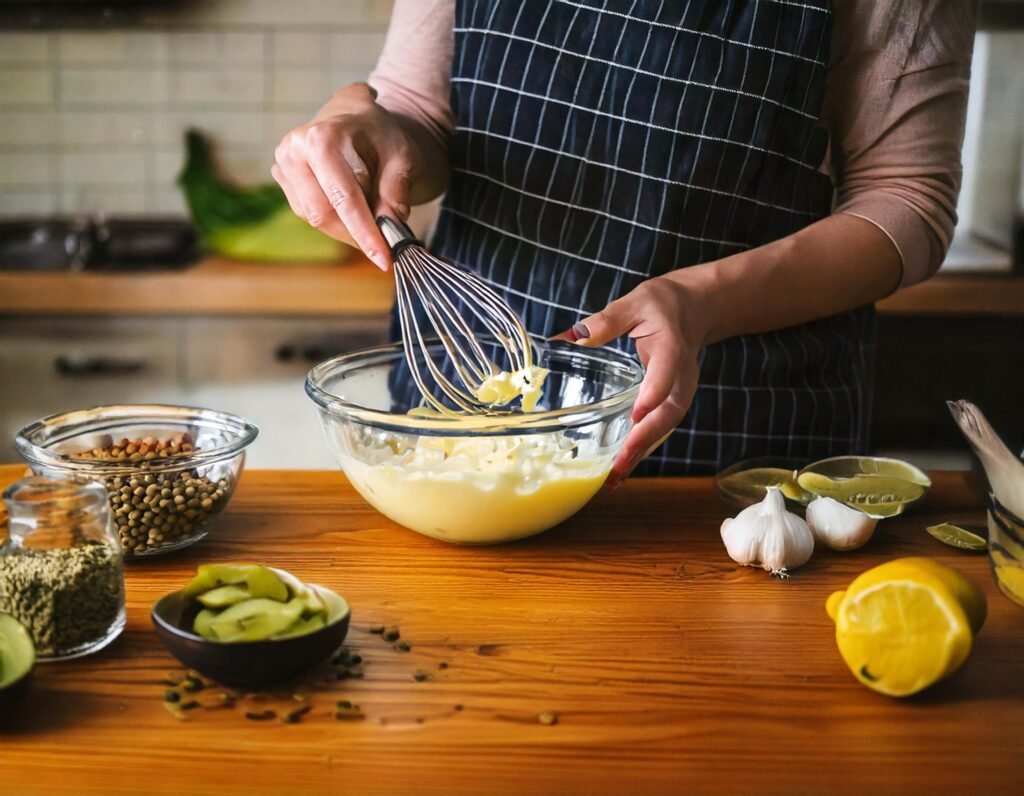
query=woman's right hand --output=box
[272,82,418,270]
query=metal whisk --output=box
[378,215,535,414]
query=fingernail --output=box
[367,250,389,271]
[571,322,590,341]
[395,203,410,220]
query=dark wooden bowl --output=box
[151,580,350,688]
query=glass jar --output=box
[0,476,126,661]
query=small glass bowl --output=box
[715,456,807,511]
[988,495,1024,608]
[15,405,258,558]
[306,339,643,544]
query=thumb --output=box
[566,295,639,347]
[375,155,413,221]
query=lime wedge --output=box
[717,467,808,508]
[797,472,925,517]
[926,523,987,551]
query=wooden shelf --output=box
[0,257,1020,318]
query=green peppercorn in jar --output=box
[0,476,126,661]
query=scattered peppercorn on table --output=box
[1,466,1022,796]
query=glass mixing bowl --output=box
[15,405,258,558]
[306,339,644,544]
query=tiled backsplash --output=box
[0,1,392,216]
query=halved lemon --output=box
[826,557,986,697]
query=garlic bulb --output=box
[805,496,878,551]
[720,486,814,577]
[948,400,1024,520]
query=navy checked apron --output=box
[393,0,875,476]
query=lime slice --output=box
[926,523,987,552]
[802,456,932,488]
[717,467,808,507]
[797,472,925,517]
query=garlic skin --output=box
[720,486,814,577]
[805,496,878,551]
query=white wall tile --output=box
[59,187,152,215]
[56,32,169,66]
[263,109,311,147]
[0,190,59,215]
[273,32,327,67]
[269,68,330,108]
[327,32,386,67]
[0,112,57,147]
[170,31,265,66]
[0,68,55,106]
[0,33,52,64]
[150,110,266,147]
[58,111,150,147]
[171,68,264,105]
[152,189,188,215]
[59,152,147,184]
[0,153,56,186]
[59,68,169,106]
[152,150,186,188]
[142,0,393,28]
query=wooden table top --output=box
[1,466,1022,796]
[0,255,1021,318]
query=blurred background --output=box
[0,0,1021,469]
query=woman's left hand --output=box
[556,273,711,489]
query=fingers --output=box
[565,295,638,347]
[630,343,679,424]
[606,385,693,489]
[375,155,413,221]
[303,131,392,270]
[272,160,350,243]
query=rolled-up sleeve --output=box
[824,0,977,288]
[368,0,455,154]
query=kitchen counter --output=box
[1,465,1021,795]
[0,256,1021,317]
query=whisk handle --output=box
[377,215,420,254]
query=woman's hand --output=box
[272,82,419,270]
[558,273,712,489]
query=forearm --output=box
[676,213,902,347]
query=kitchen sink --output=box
[0,217,200,272]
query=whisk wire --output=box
[379,215,536,414]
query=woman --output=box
[273,0,975,486]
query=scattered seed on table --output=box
[538,711,558,726]
[164,689,181,703]
[283,705,312,724]
[179,700,200,711]
[183,676,205,693]
[454,704,463,712]
[369,625,385,635]
[394,641,411,653]
[245,710,277,721]
[412,670,429,682]
[292,688,311,702]
[337,700,353,709]
[334,705,364,721]
[382,627,401,642]
[349,654,362,665]
[438,662,449,670]
[347,666,364,678]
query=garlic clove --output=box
[806,496,878,551]
[720,486,814,577]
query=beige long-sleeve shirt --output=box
[369,0,976,288]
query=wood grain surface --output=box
[1,256,1021,318]
[0,466,1022,796]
